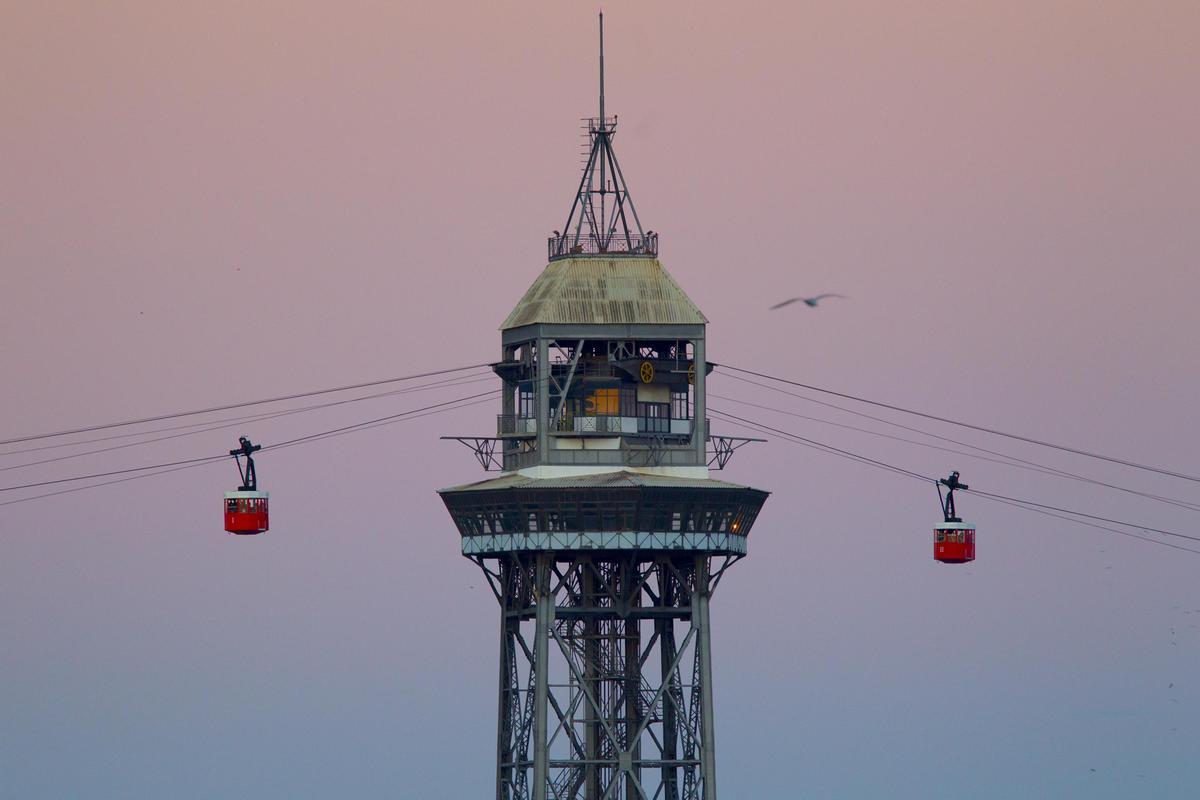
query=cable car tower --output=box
[440,15,769,800]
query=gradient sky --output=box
[2,2,1199,797]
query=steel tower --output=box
[440,16,769,800]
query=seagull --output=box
[770,293,849,310]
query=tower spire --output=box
[548,13,655,261]
[599,11,605,125]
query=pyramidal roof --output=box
[501,257,707,329]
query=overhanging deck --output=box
[439,470,769,556]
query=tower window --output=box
[518,390,536,417]
[671,391,690,419]
[586,388,620,415]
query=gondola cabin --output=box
[934,521,974,564]
[224,490,269,535]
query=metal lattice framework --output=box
[471,552,739,800]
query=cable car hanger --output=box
[934,471,975,564]
[937,470,969,523]
[230,436,261,491]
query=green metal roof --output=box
[501,257,708,329]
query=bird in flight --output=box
[770,293,848,310]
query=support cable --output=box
[0,390,498,494]
[709,389,1200,513]
[968,488,1200,542]
[716,364,1200,484]
[709,407,1200,555]
[0,373,496,472]
[0,362,492,447]
[261,391,500,452]
[0,370,493,457]
[721,371,1075,470]
[0,393,499,508]
[710,408,928,482]
[963,492,1200,556]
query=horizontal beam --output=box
[504,606,693,621]
[546,759,703,768]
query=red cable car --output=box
[225,490,269,534]
[934,471,974,564]
[934,521,975,563]
[225,436,269,535]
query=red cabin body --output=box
[225,490,269,535]
[934,521,975,564]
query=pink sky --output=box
[2,2,1199,797]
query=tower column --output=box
[693,338,707,464]
[536,338,550,458]
[532,553,554,797]
[583,562,601,798]
[623,560,643,794]
[657,563,681,800]
[502,344,516,436]
[693,557,718,800]
[495,565,511,800]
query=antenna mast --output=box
[547,13,655,261]
[599,12,605,126]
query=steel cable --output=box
[717,364,1200,484]
[709,407,1200,555]
[0,362,493,446]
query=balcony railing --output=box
[497,415,539,436]
[548,231,658,261]
[498,414,698,437]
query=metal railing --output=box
[499,414,701,437]
[497,415,539,436]
[502,447,704,472]
[548,231,658,261]
[561,415,629,434]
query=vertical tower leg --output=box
[694,557,718,800]
[657,562,681,800]
[583,563,601,799]
[532,553,554,798]
[624,559,643,796]
[496,578,513,800]
[496,558,535,800]
[693,337,706,464]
